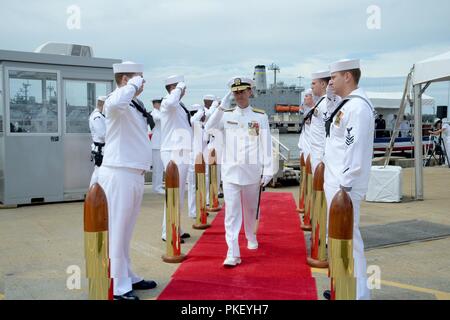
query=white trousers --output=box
[324,184,370,300]
[160,150,194,239]
[89,165,100,187]
[444,138,450,165]
[152,149,164,193]
[223,182,259,258]
[188,163,197,218]
[98,166,145,296]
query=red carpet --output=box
[158,192,317,300]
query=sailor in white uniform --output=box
[188,103,204,218]
[159,75,193,241]
[309,70,332,174]
[89,95,107,187]
[323,59,375,300]
[298,89,314,161]
[191,95,221,205]
[205,76,273,267]
[150,99,165,194]
[98,61,156,300]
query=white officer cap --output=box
[97,96,107,102]
[329,59,360,74]
[227,76,255,92]
[165,75,185,86]
[304,88,313,96]
[311,70,331,80]
[113,61,144,74]
[203,94,216,101]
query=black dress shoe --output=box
[114,291,139,300]
[181,233,191,239]
[132,280,157,290]
[162,238,185,244]
[323,290,331,300]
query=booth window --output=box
[65,80,109,133]
[8,70,58,134]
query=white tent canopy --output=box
[367,91,434,110]
[411,51,450,201]
[413,51,450,85]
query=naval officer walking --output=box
[98,61,157,300]
[89,95,107,187]
[205,76,273,267]
[323,59,375,300]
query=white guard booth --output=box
[0,44,120,205]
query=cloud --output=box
[1,0,449,105]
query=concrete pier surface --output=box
[0,167,449,300]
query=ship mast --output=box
[268,63,280,88]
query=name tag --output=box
[227,121,239,125]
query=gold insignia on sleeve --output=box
[252,108,265,114]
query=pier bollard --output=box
[301,155,313,231]
[162,161,186,263]
[296,153,306,214]
[84,183,112,300]
[193,153,210,230]
[307,162,329,269]
[328,189,356,300]
[207,149,222,213]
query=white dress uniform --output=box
[150,108,165,194]
[187,104,203,218]
[205,77,273,262]
[309,70,332,174]
[97,61,152,296]
[297,90,313,159]
[88,97,107,187]
[159,75,194,239]
[323,60,375,300]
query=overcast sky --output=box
[1,0,450,108]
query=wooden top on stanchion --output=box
[300,154,305,167]
[329,190,354,240]
[195,153,206,173]
[313,162,325,191]
[166,161,180,188]
[208,148,217,165]
[306,155,312,174]
[84,183,108,233]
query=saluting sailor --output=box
[159,75,193,242]
[150,99,165,194]
[309,70,332,174]
[322,59,375,300]
[191,95,221,205]
[98,61,156,300]
[89,95,107,187]
[205,76,273,267]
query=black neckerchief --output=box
[299,96,326,134]
[179,101,192,127]
[131,100,155,130]
[325,99,350,137]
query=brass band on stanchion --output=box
[307,162,329,268]
[162,161,186,263]
[193,153,211,230]
[207,148,222,213]
[296,153,306,214]
[301,155,313,231]
[328,189,356,300]
[84,183,112,300]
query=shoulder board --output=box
[224,108,235,112]
[252,108,265,114]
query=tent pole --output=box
[413,84,424,200]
